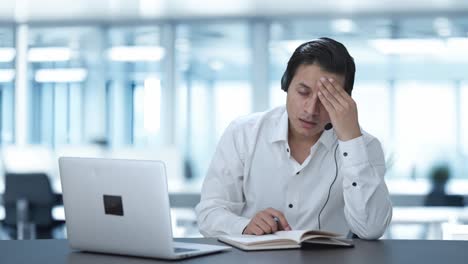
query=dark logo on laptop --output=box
[103,195,124,216]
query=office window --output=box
[461,83,468,157]
[270,82,286,108]
[393,81,456,178]
[132,78,162,146]
[107,26,163,147]
[176,22,252,179]
[214,81,251,139]
[268,21,299,108]
[0,27,15,144]
[28,26,98,147]
[458,82,468,181]
[352,82,391,148]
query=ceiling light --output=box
[28,47,71,62]
[35,68,87,83]
[331,19,356,33]
[0,48,16,62]
[108,46,165,62]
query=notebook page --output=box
[273,230,309,243]
[221,234,285,245]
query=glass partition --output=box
[175,22,252,179]
[28,26,100,147]
[0,26,15,144]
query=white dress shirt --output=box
[195,106,392,239]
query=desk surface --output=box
[2,238,468,264]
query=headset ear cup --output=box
[281,71,288,92]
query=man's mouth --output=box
[299,118,318,128]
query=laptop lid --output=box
[59,157,176,259]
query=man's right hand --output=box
[242,208,291,235]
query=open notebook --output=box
[218,230,353,251]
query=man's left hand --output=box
[317,77,362,141]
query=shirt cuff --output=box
[338,136,369,167]
[231,217,251,235]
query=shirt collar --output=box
[269,107,337,151]
[318,128,338,151]
[269,108,289,143]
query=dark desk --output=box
[2,238,468,264]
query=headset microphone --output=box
[324,123,333,131]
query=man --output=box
[195,37,392,239]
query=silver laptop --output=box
[58,157,230,260]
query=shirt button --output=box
[343,152,348,157]
[296,171,300,175]
[286,148,289,153]
[352,182,357,187]
[289,204,293,208]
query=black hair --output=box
[280,37,355,95]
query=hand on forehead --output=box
[293,64,345,92]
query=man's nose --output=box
[304,94,320,115]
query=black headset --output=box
[280,69,289,92]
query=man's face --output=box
[286,63,345,141]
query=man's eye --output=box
[298,91,309,96]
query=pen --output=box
[273,216,281,230]
[273,216,291,231]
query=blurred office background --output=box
[1,0,468,240]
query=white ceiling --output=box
[1,0,468,22]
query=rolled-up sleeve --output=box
[195,122,250,237]
[339,136,393,240]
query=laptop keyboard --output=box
[174,247,199,253]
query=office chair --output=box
[2,172,64,239]
[424,193,465,207]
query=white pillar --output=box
[160,23,176,145]
[84,27,107,143]
[14,24,29,145]
[251,20,270,112]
